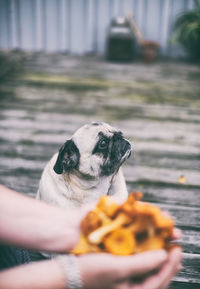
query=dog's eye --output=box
[98,139,108,150]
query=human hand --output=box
[78,248,182,289]
[60,203,97,250]
[0,184,96,253]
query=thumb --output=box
[115,250,168,279]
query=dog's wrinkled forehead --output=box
[72,122,119,152]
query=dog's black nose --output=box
[120,139,132,155]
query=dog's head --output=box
[53,122,132,179]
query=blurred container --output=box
[141,41,160,63]
[106,17,136,61]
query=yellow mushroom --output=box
[136,235,164,253]
[97,195,118,217]
[104,228,136,255]
[88,213,131,244]
[71,192,176,255]
[72,234,101,255]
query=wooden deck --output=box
[0,53,200,288]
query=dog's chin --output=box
[74,169,97,181]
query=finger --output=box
[162,211,171,218]
[115,281,132,289]
[158,247,183,289]
[161,211,181,241]
[172,228,182,240]
[114,250,168,279]
[131,247,182,289]
[161,210,181,240]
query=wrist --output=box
[55,255,83,289]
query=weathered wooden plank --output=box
[174,253,200,285]
[0,156,45,171]
[152,203,200,229]
[127,152,200,171]
[0,140,57,161]
[180,230,200,255]
[0,173,40,197]
[124,165,200,186]
[170,281,200,289]
[1,113,200,144]
[127,182,200,208]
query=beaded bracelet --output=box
[56,254,83,289]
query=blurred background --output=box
[0,0,200,59]
[0,1,200,289]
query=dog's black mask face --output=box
[53,140,80,174]
[93,131,132,176]
[53,123,132,178]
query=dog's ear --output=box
[53,140,80,174]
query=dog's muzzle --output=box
[119,139,132,159]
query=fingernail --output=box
[174,228,182,238]
[172,247,182,254]
[178,264,183,271]
[176,264,183,273]
[171,247,183,262]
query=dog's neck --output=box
[60,172,113,203]
[64,173,99,189]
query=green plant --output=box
[173,0,200,61]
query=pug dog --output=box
[37,122,132,209]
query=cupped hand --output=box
[78,247,182,289]
[128,247,182,289]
